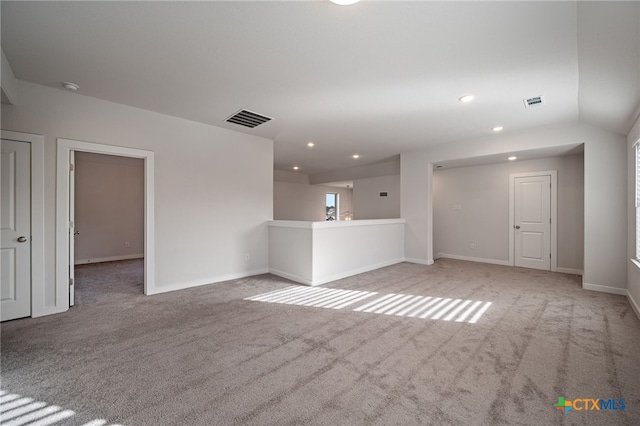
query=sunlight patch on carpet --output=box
[0,390,120,426]
[244,286,492,323]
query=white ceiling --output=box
[2,1,639,174]
[433,144,584,170]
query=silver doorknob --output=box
[515,225,520,230]
[74,231,80,236]
[17,236,27,243]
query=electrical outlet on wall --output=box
[125,242,130,248]
[244,253,250,261]
[469,242,475,250]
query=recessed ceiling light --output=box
[492,126,504,132]
[330,0,360,5]
[352,154,360,159]
[458,95,475,103]
[508,156,517,161]
[61,81,79,91]
[307,142,315,147]
[293,166,300,170]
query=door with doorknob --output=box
[1,139,31,321]
[514,175,551,270]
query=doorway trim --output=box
[1,130,46,317]
[56,138,155,309]
[509,170,557,271]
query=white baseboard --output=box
[582,282,627,296]
[404,258,434,266]
[147,268,269,295]
[436,253,511,267]
[556,267,583,275]
[434,254,582,275]
[269,269,313,286]
[270,258,405,286]
[627,290,640,321]
[75,254,144,265]
[31,306,69,318]
[312,258,405,286]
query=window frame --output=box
[326,192,339,221]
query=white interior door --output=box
[514,175,551,270]
[1,139,31,321]
[69,151,75,306]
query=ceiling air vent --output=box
[523,96,545,109]
[225,109,272,128]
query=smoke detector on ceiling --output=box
[523,96,545,109]
[61,81,79,92]
[225,109,272,128]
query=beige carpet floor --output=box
[1,259,639,425]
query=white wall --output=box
[269,223,313,283]
[583,133,628,292]
[74,152,144,264]
[312,220,405,284]
[1,80,273,311]
[269,219,405,286]
[353,174,400,220]
[401,153,432,264]
[627,115,640,314]
[274,170,353,221]
[401,122,627,291]
[433,155,584,271]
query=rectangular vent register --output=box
[226,109,272,128]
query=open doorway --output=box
[73,152,145,305]
[56,138,155,314]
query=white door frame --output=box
[69,151,75,306]
[509,170,557,271]
[1,130,46,317]
[56,139,155,305]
